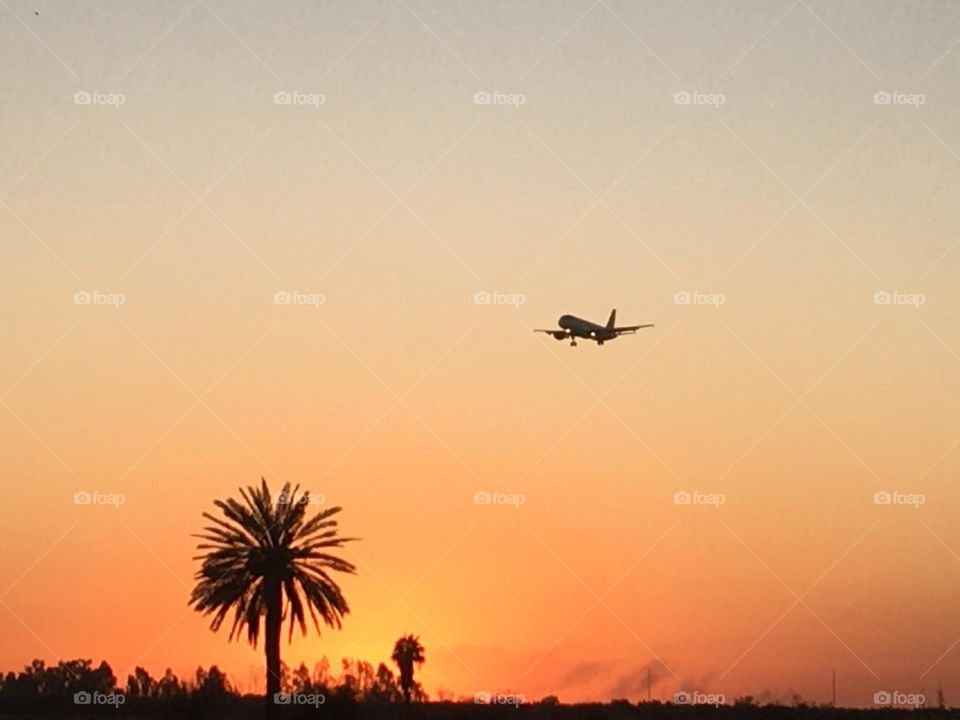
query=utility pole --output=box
[831,669,836,707]
[647,666,652,703]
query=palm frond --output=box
[189,479,358,646]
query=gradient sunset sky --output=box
[3,0,960,708]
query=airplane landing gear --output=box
[570,339,578,346]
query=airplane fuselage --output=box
[535,309,652,346]
[558,315,616,342]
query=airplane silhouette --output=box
[534,309,654,346]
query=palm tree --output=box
[391,634,425,703]
[189,479,356,714]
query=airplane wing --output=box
[533,329,560,333]
[613,324,655,334]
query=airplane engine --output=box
[552,331,567,340]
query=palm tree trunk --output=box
[265,578,282,719]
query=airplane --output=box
[534,309,654,346]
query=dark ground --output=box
[0,700,951,720]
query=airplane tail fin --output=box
[606,309,616,329]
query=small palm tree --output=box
[189,479,357,714]
[391,634,425,703]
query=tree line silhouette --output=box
[0,653,428,715]
[2,659,953,719]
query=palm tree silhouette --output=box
[189,479,356,714]
[391,634,425,703]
